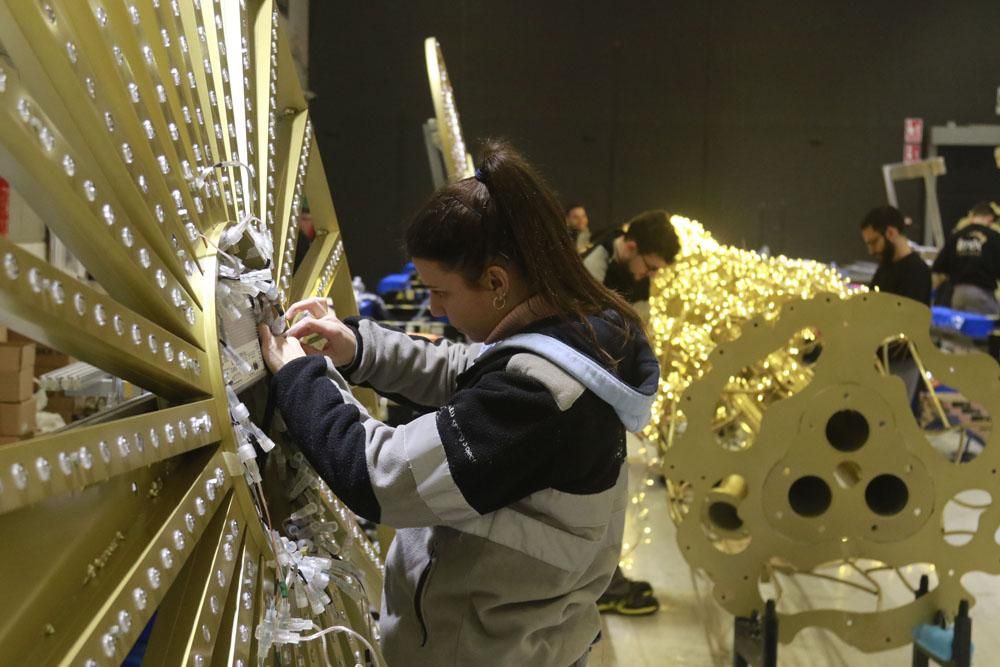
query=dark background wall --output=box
[309,1,1000,287]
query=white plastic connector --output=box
[289,503,319,521]
[247,423,276,452]
[226,386,250,423]
[287,467,317,500]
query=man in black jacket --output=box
[859,205,931,403]
[860,206,931,306]
[931,202,1000,315]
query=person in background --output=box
[565,202,591,253]
[860,205,931,306]
[583,209,680,322]
[931,202,1000,315]
[859,205,931,402]
[259,140,659,667]
[581,209,680,616]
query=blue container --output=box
[931,306,997,339]
[376,262,417,295]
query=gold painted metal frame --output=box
[668,291,1000,651]
[0,1,383,664]
[424,36,473,183]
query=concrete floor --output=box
[589,439,999,666]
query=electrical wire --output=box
[300,624,376,664]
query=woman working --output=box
[259,140,660,667]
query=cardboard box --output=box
[0,326,7,343]
[5,332,73,372]
[0,340,35,373]
[0,367,34,402]
[44,392,79,424]
[5,331,32,344]
[0,435,28,445]
[0,397,36,436]
[35,351,75,373]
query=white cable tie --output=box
[247,223,273,261]
[196,231,245,273]
[240,268,273,284]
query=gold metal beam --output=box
[25,451,232,665]
[141,492,245,666]
[288,229,340,305]
[0,0,205,297]
[0,237,210,398]
[272,110,309,303]
[0,62,204,342]
[211,541,261,667]
[424,37,473,182]
[0,399,219,517]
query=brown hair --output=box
[623,210,680,263]
[405,139,642,352]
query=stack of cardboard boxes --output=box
[0,327,37,444]
[37,345,80,424]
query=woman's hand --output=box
[258,324,307,373]
[284,297,358,367]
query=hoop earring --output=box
[492,293,507,310]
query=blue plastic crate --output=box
[931,306,998,339]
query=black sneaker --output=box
[597,580,659,616]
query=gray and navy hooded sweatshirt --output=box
[272,311,660,667]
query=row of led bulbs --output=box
[433,42,471,178]
[84,469,237,664]
[313,240,345,299]
[68,1,209,277]
[262,6,281,233]
[1,251,203,378]
[3,67,200,328]
[277,120,313,304]
[1,410,213,499]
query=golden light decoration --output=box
[647,216,1000,654]
[619,216,857,570]
[642,215,859,454]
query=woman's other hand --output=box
[284,297,358,367]
[258,324,307,373]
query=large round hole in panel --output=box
[788,476,832,517]
[865,474,909,516]
[825,409,869,452]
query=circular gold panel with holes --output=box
[667,291,1000,651]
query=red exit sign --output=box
[903,118,924,163]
